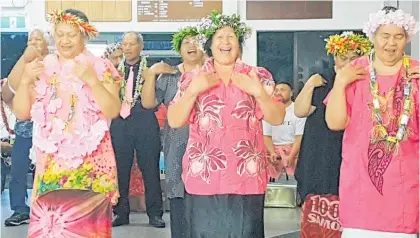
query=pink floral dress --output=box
[171,58,276,196]
[27,51,120,238]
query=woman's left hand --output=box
[408,66,419,80]
[232,68,263,98]
[74,62,100,87]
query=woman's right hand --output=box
[335,64,367,88]
[22,59,44,84]
[23,45,42,63]
[187,70,219,96]
[307,74,327,88]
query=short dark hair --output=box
[382,6,398,14]
[276,81,293,90]
[203,33,244,57]
[63,9,89,23]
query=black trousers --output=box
[110,111,163,219]
[184,193,265,238]
[170,198,187,238]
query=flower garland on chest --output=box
[117,56,148,107]
[369,50,414,153]
[31,54,109,168]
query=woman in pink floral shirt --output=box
[12,9,120,237]
[168,11,285,238]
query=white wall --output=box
[399,0,419,59]
[239,0,385,65]
[3,0,419,63]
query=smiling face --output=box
[121,33,143,62]
[373,24,407,65]
[28,30,49,56]
[54,22,85,59]
[210,26,240,66]
[180,36,203,64]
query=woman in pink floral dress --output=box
[168,11,285,238]
[12,9,120,238]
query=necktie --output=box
[120,66,134,119]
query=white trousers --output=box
[342,228,418,238]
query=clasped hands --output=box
[268,152,294,168]
[187,67,264,97]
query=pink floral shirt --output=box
[171,58,277,195]
[324,56,419,234]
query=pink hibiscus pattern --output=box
[193,94,225,130]
[231,96,260,130]
[187,132,227,183]
[233,138,265,176]
[171,58,275,193]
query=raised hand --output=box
[22,58,44,83]
[335,64,367,88]
[23,45,42,63]
[150,61,177,75]
[74,61,99,87]
[187,66,219,96]
[307,73,327,88]
[231,68,263,97]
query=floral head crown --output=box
[47,10,99,39]
[363,8,419,42]
[102,42,121,59]
[172,26,199,53]
[196,11,252,48]
[325,31,372,56]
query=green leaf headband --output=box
[172,26,199,53]
[196,11,252,48]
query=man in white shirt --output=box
[263,82,306,179]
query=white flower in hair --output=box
[363,8,419,41]
[340,31,354,37]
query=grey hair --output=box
[28,28,51,43]
[28,28,56,54]
[122,31,144,45]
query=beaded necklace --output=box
[117,56,148,107]
[368,50,413,152]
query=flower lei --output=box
[47,9,99,39]
[31,53,110,169]
[363,8,419,41]
[172,26,199,53]
[117,56,148,107]
[368,50,413,153]
[196,10,252,49]
[325,31,372,56]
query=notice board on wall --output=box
[45,0,132,22]
[246,0,333,20]
[137,0,222,22]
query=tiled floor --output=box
[1,190,300,238]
